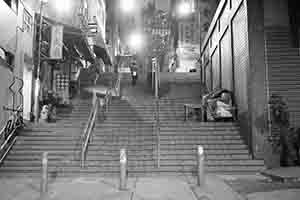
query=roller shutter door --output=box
[232,3,249,114]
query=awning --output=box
[41,16,95,63]
[93,45,112,65]
[64,27,95,63]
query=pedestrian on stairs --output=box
[130,60,138,86]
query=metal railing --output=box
[81,96,99,168]
[0,105,24,164]
[81,87,113,168]
[114,73,121,97]
[155,98,161,168]
[0,75,24,164]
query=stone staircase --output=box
[0,72,265,176]
[82,72,265,175]
[84,98,157,174]
[265,26,300,127]
[0,99,92,177]
[157,98,265,174]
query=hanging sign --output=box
[50,25,64,59]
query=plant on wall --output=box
[269,94,300,166]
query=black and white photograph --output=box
[0,0,300,199]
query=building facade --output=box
[143,8,171,72]
[0,0,112,124]
[0,0,35,122]
[201,0,300,166]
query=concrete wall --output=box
[0,62,14,128]
[247,0,268,159]
[264,0,289,27]
[0,0,35,122]
[0,1,18,127]
[17,2,35,120]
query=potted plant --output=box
[268,94,295,166]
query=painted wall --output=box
[264,0,289,27]
[18,2,35,120]
[0,1,18,127]
[0,0,35,122]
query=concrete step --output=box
[269,85,300,91]
[0,160,263,172]
[89,134,242,140]
[1,158,264,168]
[86,144,247,151]
[86,139,243,146]
[82,154,252,161]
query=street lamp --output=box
[128,32,144,51]
[177,1,191,17]
[54,0,71,14]
[120,0,135,13]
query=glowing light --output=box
[178,2,191,16]
[54,0,71,13]
[121,0,135,13]
[129,32,144,51]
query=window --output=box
[23,8,32,33]
[3,0,18,13]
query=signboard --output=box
[50,25,64,59]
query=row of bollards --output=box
[117,146,205,189]
[39,145,205,197]
[119,148,127,190]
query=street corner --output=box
[246,189,300,200]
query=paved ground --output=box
[222,168,300,200]
[1,169,300,200]
[0,174,242,200]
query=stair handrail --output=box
[15,76,24,110]
[8,76,16,111]
[155,97,161,168]
[0,104,24,164]
[114,73,121,97]
[104,89,112,114]
[81,96,99,168]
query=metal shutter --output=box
[205,64,212,91]
[212,47,220,89]
[220,29,233,91]
[232,3,249,114]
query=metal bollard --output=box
[119,148,127,190]
[40,152,48,197]
[197,145,205,186]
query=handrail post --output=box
[119,148,127,190]
[40,152,48,198]
[81,146,85,168]
[81,97,99,168]
[197,145,205,186]
[155,98,160,168]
